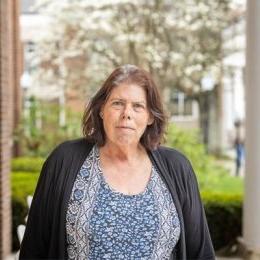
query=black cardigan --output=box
[19,138,215,260]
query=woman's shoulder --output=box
[153,146,197,187]
[155,145,191,168]
[39,138,94,180]
[47,138,94,161]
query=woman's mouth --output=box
[116,126,135,130]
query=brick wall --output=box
[0,0,21,257]
[12,0,23,157]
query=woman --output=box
[20,65,215,259]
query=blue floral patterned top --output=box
[66,145,180,260]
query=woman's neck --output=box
[99,142,146,165]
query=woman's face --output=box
[100,83,154,147]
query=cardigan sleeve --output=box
[19,152,57,259]
[182,161,215,260]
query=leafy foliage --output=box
[32,0,241,101]
[12,157,44,173]
[26,0,245,153]
[14,102,82,157]
[165,123,243,194]
[11,171,40,250]
[202,192,242,251]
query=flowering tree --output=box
[31,0,243,153]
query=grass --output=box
[11,172,40,199]
[201,175,243,194]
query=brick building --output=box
[0,0,22,257]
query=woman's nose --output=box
[121,104,132,120]
[122,114,131,120]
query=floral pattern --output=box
[66,145,180,260]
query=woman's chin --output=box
[114,137,137,147]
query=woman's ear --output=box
[99,105,104,119]
[147,115,154,126]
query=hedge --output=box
[11,170,243,252]
[202,192,242,250]
[11,171,40,250]
[11,157,44,173]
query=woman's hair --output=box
[82,64,167,151]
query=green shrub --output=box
[202,192,243,251]
[11,171,40,250]
[166,124,243,194]
[14,102,82,157]
[11,157,44,173]
[166,124,224,183]
[201,175,243,195]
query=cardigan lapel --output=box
[149,147,186,260]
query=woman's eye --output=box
[134,104,144,109]
[112,101,123,106]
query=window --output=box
[171,90,193,116]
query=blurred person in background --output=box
[234,119,245,177]
[19,65,215,259]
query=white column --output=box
[243,0,260,258]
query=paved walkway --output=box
[219,149,245,178]
[5,254,16,260]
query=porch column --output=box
[243,0,260,259]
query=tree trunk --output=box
[208,83,224,155]
[197,85,224,155]
[197,92,211,152]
